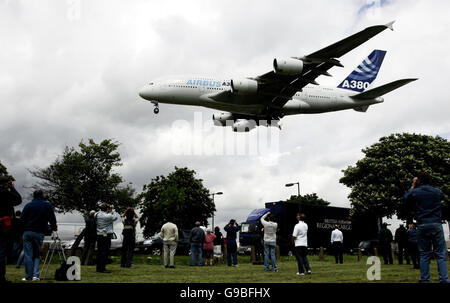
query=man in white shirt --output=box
[331,225,344,264]
[260,212,278,272]
[292,213,311,275]
[161,221,179,268]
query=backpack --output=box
[55,261,71,281]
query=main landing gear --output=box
[152,101,159,114]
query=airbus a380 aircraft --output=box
[139,21,417,132]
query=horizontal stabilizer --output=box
[351,78,418,100]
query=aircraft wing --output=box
[255,21,395,112]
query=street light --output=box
[210,192,223,229]
[285,182,300,196]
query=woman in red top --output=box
[203,229,216,266]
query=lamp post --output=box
[285,182,300,196]
[210,192,223,229]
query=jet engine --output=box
[212,112,234,126]
[273,57,304,75]
[232,119,257,132]
[230,79,258,95]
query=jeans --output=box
[163,241,177,267]
[226,240,237,266]
[121,236,135,268]
[96,234,111,272]
[295,246,311,274]
[190,243,202,266]
[263,241,277,271]
[23,231,44,280]
[417,223,449,283]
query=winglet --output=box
[385,20,395,31]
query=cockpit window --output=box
[149,82,154,85]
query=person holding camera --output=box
[81,210,97,266]
[261,212,278,272]
[20,189,57,281]
[95,203,119,273]
[224,219,240,267]
[121,207,138,268]
[189,221,205,266]
[403,172,449,283]
[0,176,22,284]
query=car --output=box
[64,232,123,254]
[358,239,379,255]
[238,245,251,255]
[140,229,192,255]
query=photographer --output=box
[403,172,449,283]
[224,219,240,267]
[0,176,22,284]
[121,207,138,268]
[189,221,205,266]
[20,189,57,281]
[261,212,278,272]
[95,203,119,273]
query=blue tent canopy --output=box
[246,208,270,222]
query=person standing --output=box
[161,220,178,268]
[0,176,22,283]
[224,219,240,267]
[403,172,449,283]
[203,229,216,266]
[81,210,97,266]
[260,212,278,272]
[95,203,119,273]
[394,224,410,265]
[189,221,205,266]
[20,189,57,281]
[407,223,420,269]
[378,223,393,265]
[292,213,311,276]
[121,207,138,268]
[213,226,223,262]
[331,225,344,264]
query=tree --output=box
[340,133,449,221]
[138,167,215,238]
[30,139,137,215]
[286,193,330,206]
[0,161,14,182]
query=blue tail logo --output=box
[337,50,386,92]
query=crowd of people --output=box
[0,172,448,283]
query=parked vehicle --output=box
[240,201,379,255]
[358,239,380,255]
[139,229,192,255]
[64,232,123,253]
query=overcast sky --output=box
[1,0,449,236]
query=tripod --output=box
[40,231,67,280]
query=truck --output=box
[239,201,379,255]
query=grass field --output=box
[6,253,449,283]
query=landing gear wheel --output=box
[154,107,159,114]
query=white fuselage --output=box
[138,76,384,116]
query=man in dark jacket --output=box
[224,219,240,267]
[378,223,393,265]
[0,176,22,283]
[20,189,57,281]
[394,224,410,265]
[407,223,419,269]
[403,172,449,283]
[81,210,97,265]
[189,221,205,266]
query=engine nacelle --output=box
[232,119,257,132]
[273,57,304,75]
[230,78,258,95]
[212,112,234,127]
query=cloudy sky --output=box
[1,0,449,236]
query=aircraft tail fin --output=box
[337,49,387,92]
[351,78,418,100]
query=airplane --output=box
[138,21,417,132]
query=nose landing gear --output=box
[151,101,159,114]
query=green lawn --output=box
[6,254,449,283]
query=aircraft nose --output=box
[139,85,155,100]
